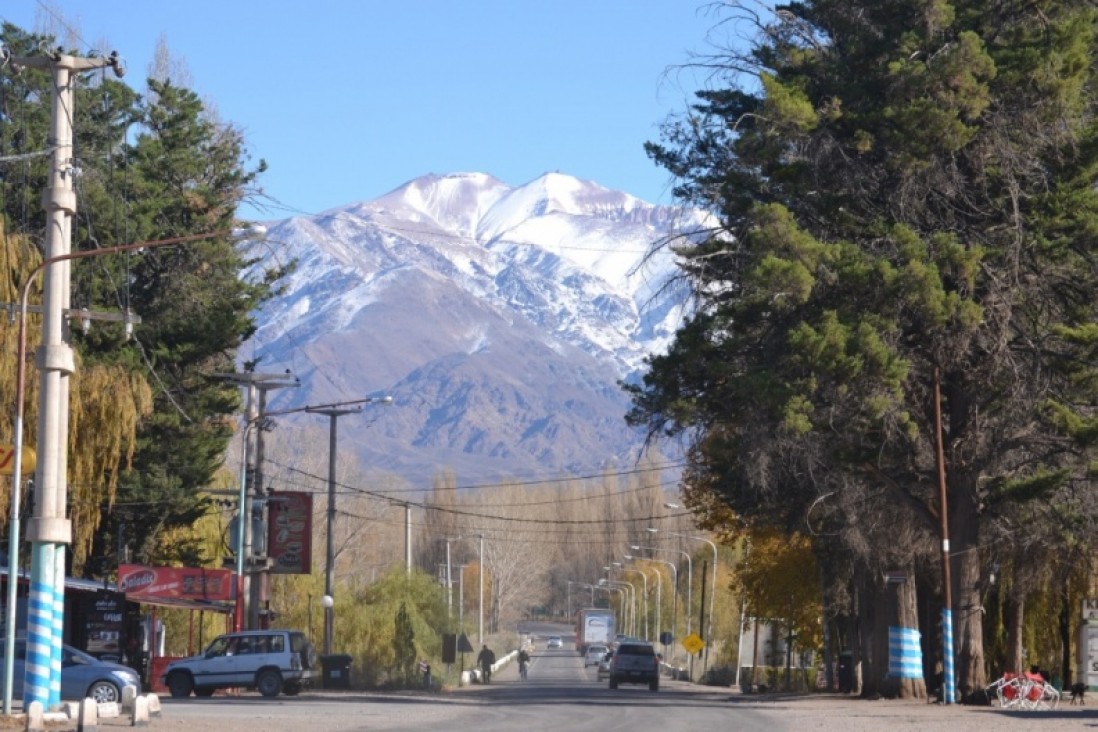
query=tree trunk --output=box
[1060,587,1072,687]
[1005,593,1025,674]
[856,571,898,697]
[881,569,927,700]
[950,490,987,697]
[847,566,874,697]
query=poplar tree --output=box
[629,0,1098,696]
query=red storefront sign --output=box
[267,491,313,575]
[118,564,233,601]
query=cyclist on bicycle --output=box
[518,648,530,681]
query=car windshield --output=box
[618,643,655,656]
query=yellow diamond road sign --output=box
[682,632,705,655]
[0,445,35,476]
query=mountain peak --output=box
[244,171,699,483]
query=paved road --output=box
[86,625,1098,732]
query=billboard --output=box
[267,491,313,575]
[118,564,233,601]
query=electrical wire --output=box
[263,455,686,496]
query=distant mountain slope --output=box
[240,172,706,484]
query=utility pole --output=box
[478,535,485,646]
[306,403,360,657]
[3,48,123,714]
[934,367,956,704]
[217,372,298,630]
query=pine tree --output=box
[630,1,1098,696]
[0,24,286,570]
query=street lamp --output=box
[4,224,266,714]
[566,580,596,617]
[615,566,649,641]
[624,561,660,645]
[633,544,692,637]
[478,534,485,646]
[600,577,635,637]
[444,536,463,621]
[630,556,677,649]
[597,583,626,632]
[649,520,719,676]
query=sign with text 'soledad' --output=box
[117,564,233,601]
[268,491,313,575]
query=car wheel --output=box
[194,686,216,697]
[87,680,121,704]
[256,669,283,698]
[167,672,194,699]
[302,642,318,670]
[609,677,618,689]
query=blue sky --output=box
[3,1,723,220]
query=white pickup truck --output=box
[608,642,659,691]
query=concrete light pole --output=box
[635,557,676,649]
[650,521,719,676]
[626,560,662,646]
[633,544,692,636]
[617,566,649,642]
[1,47,124,714]
[601,577,635,637]
[477,535,485,646]
[309,403,363,657]
[224,372,299,632]
[445,537,462,620]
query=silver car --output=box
[584,644,609,667]
[0,640,141,703]
[597,650,613,681]
[162,629,317,698]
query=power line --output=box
[263,456,686,496]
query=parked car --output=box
[584,644,609,667]
[546,636,563,650]
[161,629,317,698]
[0,640,141,703]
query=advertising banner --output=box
[268,491,313,575]
[82,590,125,659]
[118,564,234,601]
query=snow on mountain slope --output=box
[241,172,707,484]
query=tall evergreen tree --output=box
[0,24,287,570]
[629,1,1098,696]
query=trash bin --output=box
[837,651,854,694]
[320,654,353,689]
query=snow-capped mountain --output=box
[241,172,708,485]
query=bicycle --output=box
[519,661,528,681]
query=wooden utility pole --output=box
[934,367,956,704]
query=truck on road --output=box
[575,608,615,656]
[608,641,660,691]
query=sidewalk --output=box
[720,690,1098,731]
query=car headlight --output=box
[111,670,140,686]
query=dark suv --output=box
[162,629,318,698]
[608,642,659,691]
